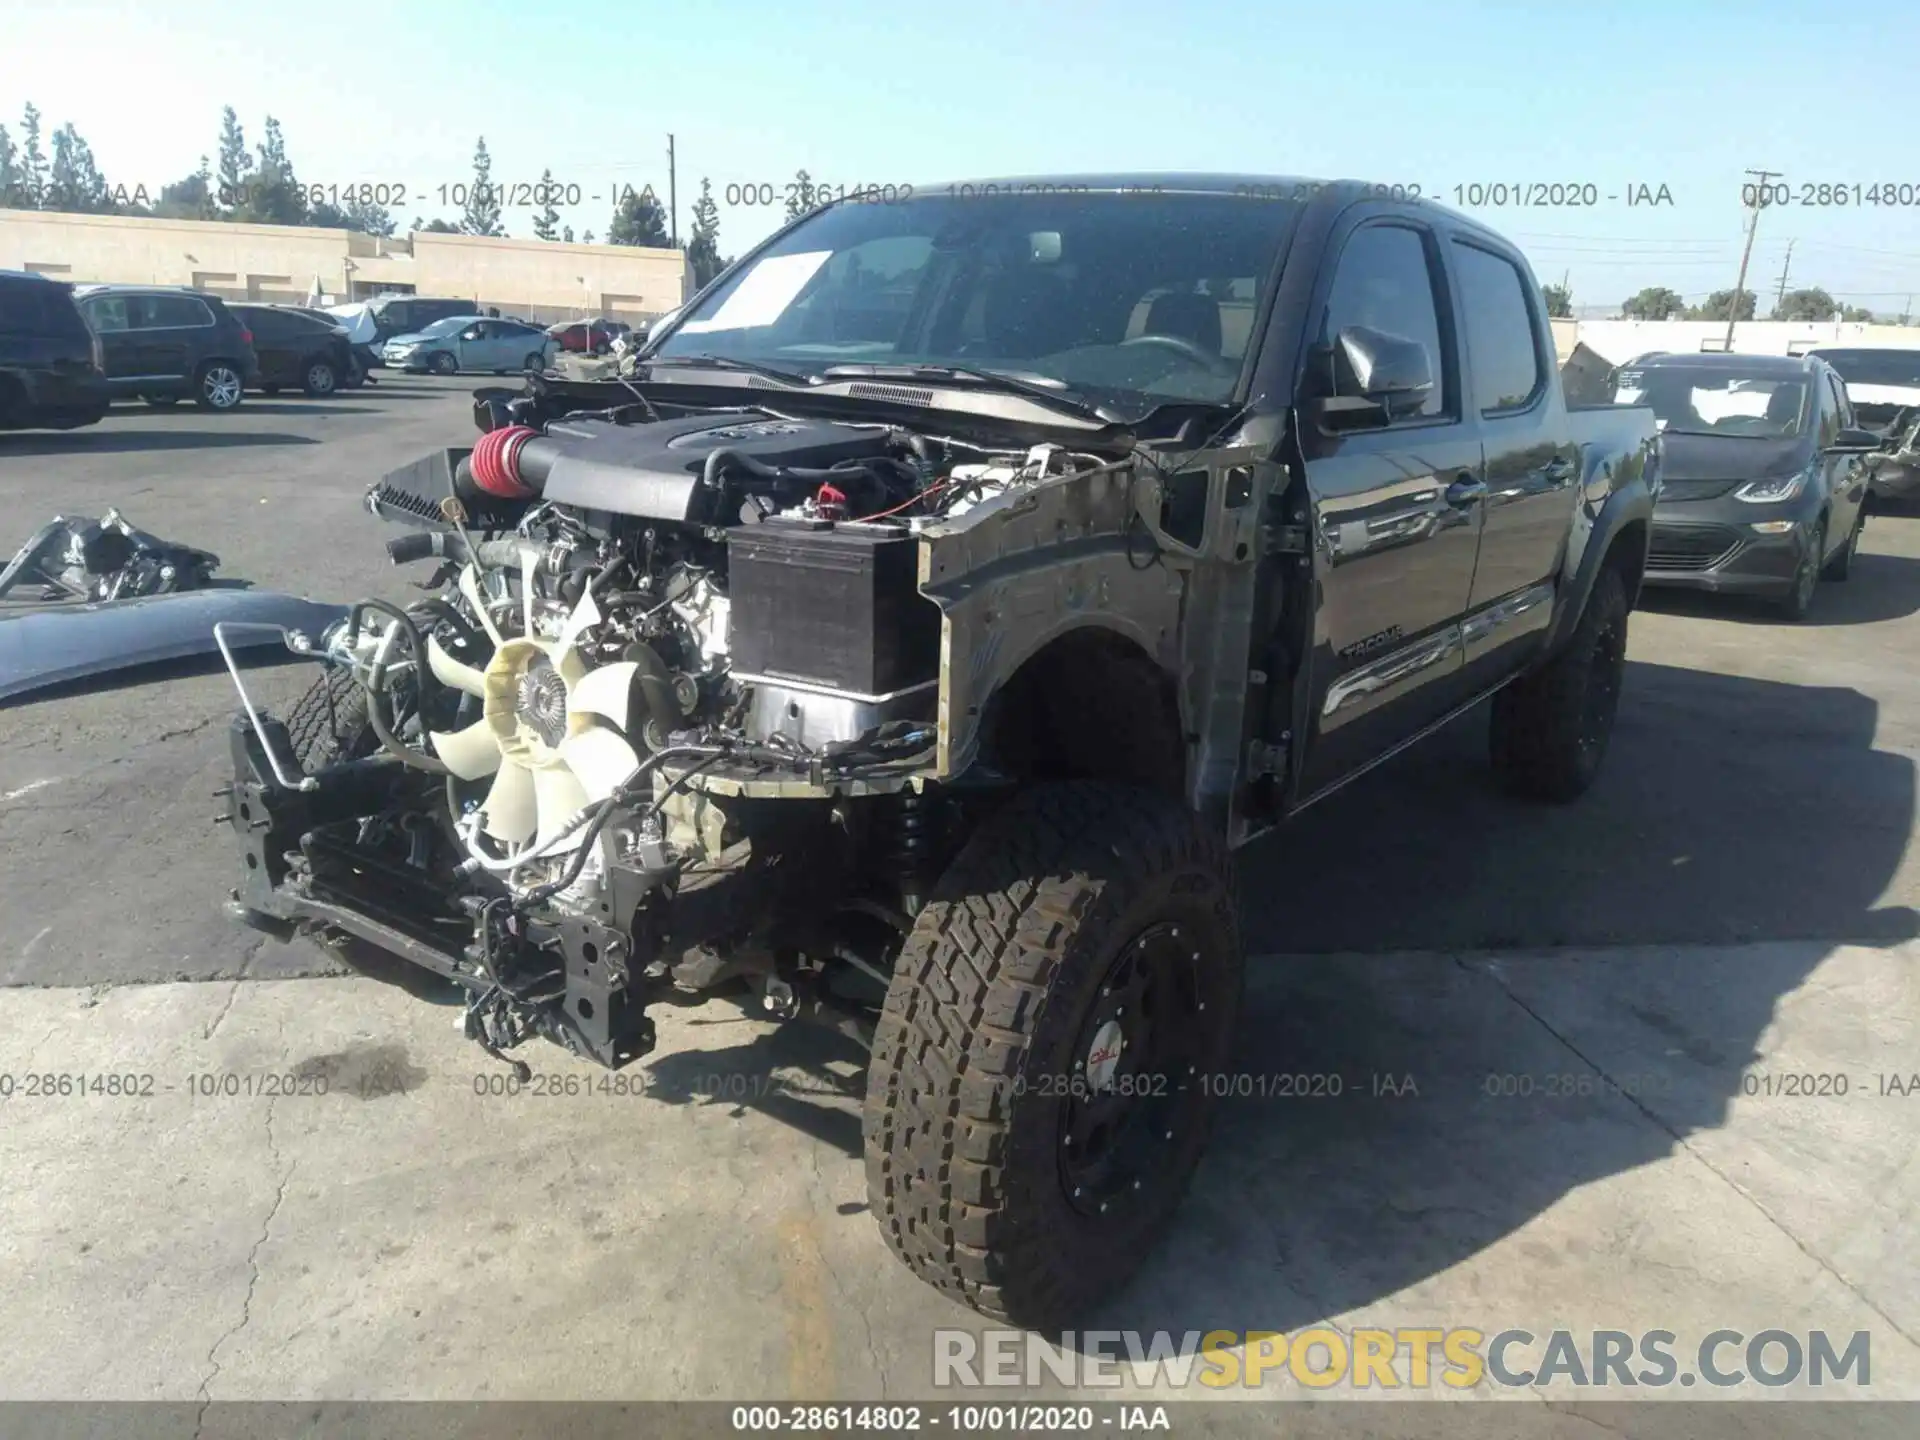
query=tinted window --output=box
[1820,374,1846,444]
[1450,241,1543,411]
[1319,223,1450,419]
[656,191,1300,417]
[141,295,214,328]
[83,295,132,332]
[235,308,285,336]
[0,277,77,334]
[1612,364,1809,438]
[1812,350,1920,387]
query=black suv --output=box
[364,295,475,344]
[72,285,259,411]
[229,304,355,398]
[1617,351,1879,618]
[0,270,110,431]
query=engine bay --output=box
[228,394,1147,1072]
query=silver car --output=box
[381,316,557,375]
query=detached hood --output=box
[324,303,377,345]
[1656,433,1810,501]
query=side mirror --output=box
[1830,426,1886,453]
[1313,325,1434,428]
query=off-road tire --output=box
[1823,509,1863,581]
[284,665,381,773]
[1489,565,1629,803]
[864,781,1242,1326]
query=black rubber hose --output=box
[387,531,474,566]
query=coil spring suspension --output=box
[881,790,943,914]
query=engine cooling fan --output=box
[426,559,644,851]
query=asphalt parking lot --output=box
[0,382,1916,1420]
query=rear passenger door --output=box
[1295,210,1486,798]
[1448,238,1575,676]
[79,294,142,386]
[138,294,214,381]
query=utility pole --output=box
[1773,239,1795,312]
[667,133,679,249]
[1725,168,1779,351]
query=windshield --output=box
[1810,349,1920,388]
[416,316,473,338]
[1609,364,1809,438]
[652,189,1302,417]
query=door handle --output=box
[1445,475,1487,507]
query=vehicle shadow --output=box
[1638,549,1920,627]
[230,402,383,416]
[631,662,1914,1339]
[0,429,318,455]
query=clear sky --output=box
[4,0,1917,315]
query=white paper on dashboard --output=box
[676,251,832,333]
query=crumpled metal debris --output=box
[0,508,220,604]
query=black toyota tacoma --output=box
[221,176,1659,1325]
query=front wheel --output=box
[524,351,546,373]
[1490,565,1629,803]
[1823,509,1863,582]
[864,782,1242,1326]
[302,359,339,397]
[1776,517,1825,620]
[427,352,458,376]
[194,362,245,411]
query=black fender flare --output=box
[1543,468,1655,656]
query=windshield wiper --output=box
[817,363,1126,424]
[646,353,817,387]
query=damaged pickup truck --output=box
[222,176,1659,1324]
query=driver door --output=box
[1293,214,1486,799]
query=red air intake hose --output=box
[468,425,540,499]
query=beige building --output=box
[0,209,689,325]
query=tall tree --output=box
[686,177,724,287]
[607,185,670,246]
[215,106,252,215]
[784,168,814,221]
[1541,282,1572,319]
[45,122,111,212]
[236,115,307,224]
[0,123,23,208]
[19,103,48,208]
[461,138,505,237]
[1771,287,1837,322]
[1687,289,1756,322]
[1621,286,1686,320]
[155,155,217,220]
[344,198,395,237]
[531,167,560,241]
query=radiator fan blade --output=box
[426,634,488,698]
[532,765,592,849]
[560,725,642,802]
[459,565,505,646]
[567,661,637,728]
[429,719,503,780]
[520,546,539,640]
[480,761,537,844]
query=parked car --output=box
[229,304,356,397]
[547,318,630,354]
[364,295,478,344]
[1805,346,1920,503]
[381,316,555,375]
[227,175,1658,1326]
[71,285,258,411]
[0,269,110,431]
[1614,351,1878,618]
